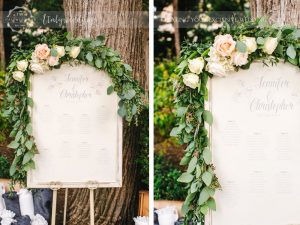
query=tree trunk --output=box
[0,0,5,69]
[249,0,300,26]
[173,0,180,58]
[62,1,147,224]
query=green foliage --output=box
[136,107,149,188]
[154,154,186,200]
[0,156,10,179]
[154,60,178,137]
[0,71,9,144]
[173,18,300,224]
[4,31,146,184]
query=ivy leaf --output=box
[124,89,136,100]
[203,148,212,164]
[187,156,197,173]
[236,41,247,53]
[198,188,210,205]
[202,171,213,186]
[22,151,34,165]
[95,58,102,68]
[86,52,93,62]
[207,198,216,211]
[286,45,296,59]
[107,85,114,95]
[8,140,19,149]
[26,123,32,135]
[177,172,194,183]
[203,110,213,125]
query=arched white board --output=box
[207,62,300,225]
[27,64,122,188]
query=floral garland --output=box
[172,18,299,224]
[3,32,145,184]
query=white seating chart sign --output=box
[27,64,122,188]
[208,62,300,225]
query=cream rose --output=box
[188,57,205,74]
[30,63,46,74]
[69,46,81,58]
[34,44,50,60]
[48,56,59,66]
[206,61,228,77]
[242,36,257,53]
[54,45,65,58]
[263,37,278,55]
[16,60,28,72]
[182,73,199,89]
[12,71,25,82]
[213,34,236,57]
[231,52,248,66]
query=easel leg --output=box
[63,188,68,225]
[89,189,95,225]
[51,189,58,225]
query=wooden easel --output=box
[50,182,98,225]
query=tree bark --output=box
[249,0,300,26]
[0,0,5,69]
[62,1,147,224]
[173,0,181,58]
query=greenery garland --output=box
[172,18,299,224]
[3,31,145,184]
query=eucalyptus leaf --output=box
[176,107,187,117]
[25,140,33,150]
[177,172,194,183]
[8,141,19,149]
[22,151,34,165]
[117,106,127,117]
[95,58,102,68]
[203,148,212,164]
[187,156,198,173]
[124,89,136,100]
[107,85,114,95]
[287,45,296,59]
[198,188,210,205]
[256,37,265,45]
[236,41,247,53]
[207,198,216,211]
[26,123,32,135]
[203,110,213,125]
[202,171,213,186]
[86,52,93,61]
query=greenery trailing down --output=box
[172,18,300,224]
[3,31,146,185]
[154,153,186,200]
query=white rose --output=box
[206,61,227,77]
[263,37,278,55]
[30,63,45,74]
[16,60,28,72]
[231,52,248,66]
[54,45,65,58]
[242,36,257,53]
[188,57,205,74]
[182,73,199,89]
[12,71,24,82]
[69,46,81,58]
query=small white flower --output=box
[241,36,257,53]
[25,29,31,34]
[12,71,25,82]
[69,46,81,58]
[0,210,16,225]
[263,37,278,55]
[182,73,199,89]
[11,35,18,42]
[17,60,28,72]
[231,51,248,66]
[188,57,205,74]
[54,45,65,58]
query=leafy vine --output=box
[172,18,299,224]
[3,31,145,184]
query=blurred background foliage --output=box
[154,0,249,200]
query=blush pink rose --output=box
[213,34,236,57]
[34,44,50,60]
[48,56,59,66]
[231,51,248,66]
